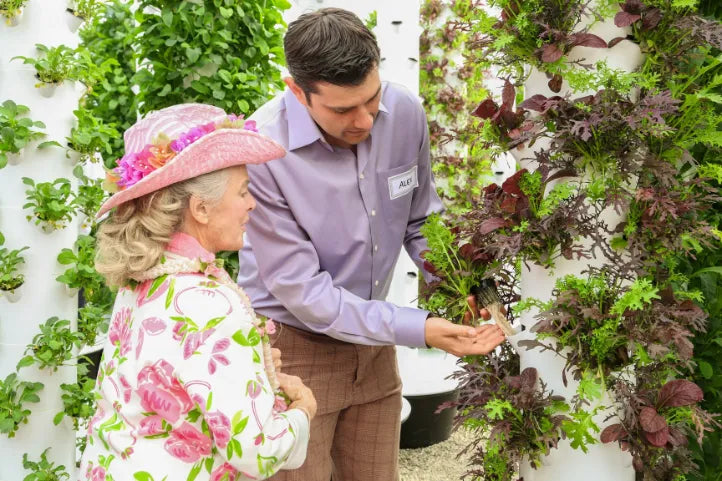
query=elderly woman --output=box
[80,104,316,481]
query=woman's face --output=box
[203,165,256,252]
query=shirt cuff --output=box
[281,408,310,470]
[394,306,429,348]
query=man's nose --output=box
[353,108,374,131]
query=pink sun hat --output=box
[96,103,285,217]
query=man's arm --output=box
[245,161,429,348]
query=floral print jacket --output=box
[79,233,309,481]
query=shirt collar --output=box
[285,83,390,152]
[166,232,216,264]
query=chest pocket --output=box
[376,161,418,229]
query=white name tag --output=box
[388,166,418,200]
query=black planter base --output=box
[79,348,103,380]
[400,389,459,449]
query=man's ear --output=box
[284,77,310,107]
[187,195,210,225]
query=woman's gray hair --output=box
[95,168,231,287]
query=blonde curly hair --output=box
[95,168,231,287]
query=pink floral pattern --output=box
[79,233,307,480]
[164,421,212,463]
[137,360,194,423]
[136,277,170,307]
[210,462,240,481]
[109,307,133,357]
[208,338,231,374]
[206,410,232,449]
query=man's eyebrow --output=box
[327,85,382,110]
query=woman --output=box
[80,104,316,481]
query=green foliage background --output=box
[81,0,290,168]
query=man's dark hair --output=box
[284,8,380,99]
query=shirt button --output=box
[374,245,378,252]
[360,173,365,180]
[371,209,376,216]
[375,280,379,286]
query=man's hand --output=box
[424,316,506,357]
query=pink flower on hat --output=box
[97,103,286,218]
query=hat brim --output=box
[96,129,284,218]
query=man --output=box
[238,8,505,480]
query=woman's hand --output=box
[271,348,282,372]
[277,372,317,421]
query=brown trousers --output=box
[269,324,402,481]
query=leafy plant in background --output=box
[66,108,119,164]
[73,173,108,226]
[22,177,77,230]
[131,0,289,116]
[0,241,28,293]
[12,44,83,87]
[0,373,43,438]
[465,0,613,86]
[54,377,96,431]
[57,235,113,308]
[419,0,494,213]
[418,0,722,479]
[79,0,137,165]
[0,100,57,169]
[0,0,26,23]
[66,0,102,21]
[17,317,83,372]
[77,303,110,347]
[22,448,70,481]
[453,356,601,481]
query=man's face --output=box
[286,67,382,149]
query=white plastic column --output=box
[0,1,81,476]
[505,9,643,481]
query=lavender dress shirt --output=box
[237,82,443,348]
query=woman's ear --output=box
[187,195,210,225]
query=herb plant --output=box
[77,303,110,347]
[0,0,26,23]
[22,177,77,230]
[12,44,82,86]
[54,377,96,430]
[0,242,28,292]
[22,448,70,481]
[0,373,43,438]
[17,317,83,372]
[56,235,113,308]
[66,108,119,164]
[419,0,722,479]
[66,0,101,20]
[0,100,55,169]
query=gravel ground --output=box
[399,428,477,481]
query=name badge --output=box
[388,166,418,200]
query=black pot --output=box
[400,389,459,449]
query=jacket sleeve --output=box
[245,162,429,348]
[177,284,309,477]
